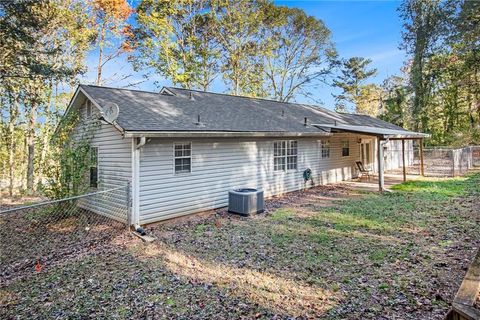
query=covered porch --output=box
[313,122,430,191]
[338,172,424,192]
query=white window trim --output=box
[273,140,298,173]
[320,139,330,159]
[173,142,192,175]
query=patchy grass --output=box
[1,173,479,319]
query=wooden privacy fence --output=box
[445,249,480,320]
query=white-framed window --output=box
[274,140,297,171]
[174,142,191,174]
[89,146,98,188]
[86,101,92,118]
[341,140,350,157]
[320,140,330,158]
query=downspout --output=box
[131,137,147,228]
[136,137,146,149]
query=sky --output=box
[81,0,407,110]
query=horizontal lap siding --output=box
[139,134,361,224]
[74,101,132,223]
[385,140,414,170]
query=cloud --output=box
[368,49,405,63]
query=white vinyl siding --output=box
[72,98,132,223]
[383,139,414,170]
[138,134,364,224]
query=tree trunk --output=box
[26,100,37,194]
[8,106,16,197]
[96,20,107,85]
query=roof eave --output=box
[382,133,431,139]
[312,123,430,140]
[123,130,332,139]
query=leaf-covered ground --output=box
[1,173,479,319]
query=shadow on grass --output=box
[1,234,338,319]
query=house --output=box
[66,85,429,225]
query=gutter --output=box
[123,131,332,139]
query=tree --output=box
[211,0,270,97]
[399,0,447,131]
[132,0,220,90]
[355,84,384,116]
[452,0,480,131]
[332,57,377,113]
[91,0,132,85]
[261,5,337,102]
[0,0,92,194]
[379,74,410,127]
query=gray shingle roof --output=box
[79,84,419,136]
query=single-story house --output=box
[66,84,429,225]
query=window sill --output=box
[273,169,299,174]
[174,171,192,176]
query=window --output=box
[341,140,350,157]
[321,140,330,158]
[274,140,297,171]
[174,143,191,174]
[89,147,98,188]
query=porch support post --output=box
[377,137,385,191]
[419,138,425,176]
[402,139,406,182]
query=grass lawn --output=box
[1,173,479,319]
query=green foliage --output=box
[132,0,221,91]
[333,57,377,113]
[131,0,336,100]
[379,74,409,127]
[41,109,99,199]
[261,4,337,102]
[0,0,93,196]
[397,0,480,145]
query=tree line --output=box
[0,0,479,197]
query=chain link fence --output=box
[0,185,130,283]
[386,146,480,177]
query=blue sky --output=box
[81,0,407,110]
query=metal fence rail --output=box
[0,185,130,282]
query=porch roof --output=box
[311,123,430,139]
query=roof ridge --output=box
[80,84,159,95]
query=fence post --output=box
[419,139,425,176]
[452,149,456,177]
[126,181,132,229]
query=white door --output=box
[361,141,372,169]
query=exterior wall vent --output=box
[228,188,264,216]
